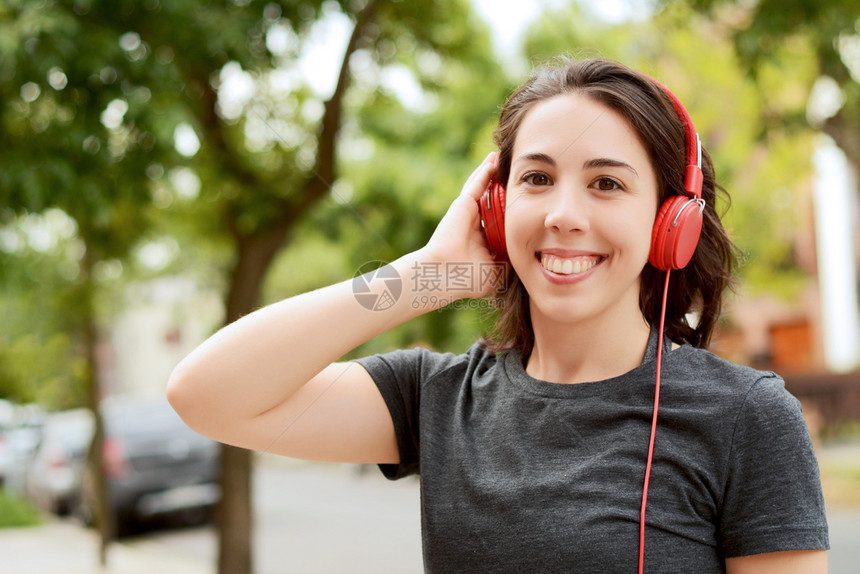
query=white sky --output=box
[473,0,649,68]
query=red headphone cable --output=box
[638,269,671,574]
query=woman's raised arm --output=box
[166,153,500,463]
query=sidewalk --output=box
[0,519,213,574]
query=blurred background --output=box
[0,0,858,573]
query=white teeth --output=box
[539,254,599,276]
[562,259,573,274]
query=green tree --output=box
[685,0,860,182]
[0,0,185,559]
[3,2,503,571]
[678,0,860,361]
[288,23,508,357]
[0,211,88,409]
[156,2,500,571]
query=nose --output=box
[544,187,589,233]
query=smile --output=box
[538,253,603,275]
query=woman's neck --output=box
[525,308,652,385]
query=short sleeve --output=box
[353,347,425,480]
[719,375,829,556]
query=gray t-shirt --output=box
[355,331,829,573]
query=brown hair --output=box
[481,57,738,356]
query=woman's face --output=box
[504,92,659,331]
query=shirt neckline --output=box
[501,328,676,398]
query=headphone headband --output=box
[644,75,704,199]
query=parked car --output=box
[25,408,94,515]
[2,414,45,495]
[77,395,221,536]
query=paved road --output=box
[0,456,423,574]
[125,456,423,574]
[1,453,858,573]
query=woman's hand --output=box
[419,152,505,300]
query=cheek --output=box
[502,203,541,270]
[502,197,529,244]
[611,209,658,259]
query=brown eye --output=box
[523,172,551,186]
[595,177,621,192]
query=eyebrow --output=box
[583,158,639,177]
[513,152,556,166]
[513,153,639,178]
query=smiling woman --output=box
[167,57,829,573]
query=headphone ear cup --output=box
[479,180,508,261]
[649,195,704,270]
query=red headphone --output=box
[479,78,705,271]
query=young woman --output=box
[167,58,828,572]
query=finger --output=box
[462,152,493,187]
[461,152,498,200]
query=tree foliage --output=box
[684,0,860,175]
[282,15,508,355]
[0,221,88,407]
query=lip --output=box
[538,248,604,258]
[535,249,605,285]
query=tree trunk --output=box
[216,229,291,574]
[213,5,380,572]
[217,445,253,574]
[81,248,113,563]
